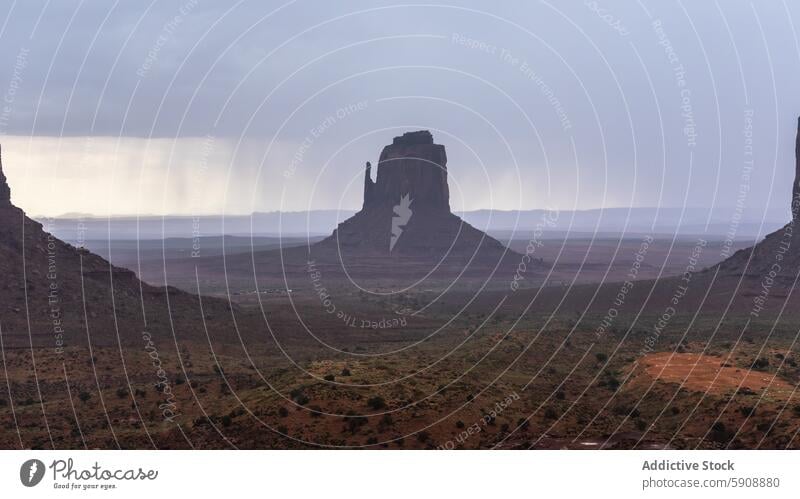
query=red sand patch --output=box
[641,352,794,396]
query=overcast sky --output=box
[1,0,799,218]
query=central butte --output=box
[312,130,513,261]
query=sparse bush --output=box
[544,408,559,420]
[379,414,394,427]
[278,407,289,417]
[340,368,351,376]
[709,421,732,443]
[221,415,232,427]
[175,376,185,385]
[116,388,127,399]
[595,352,608,363]
[417,431,430,443]
[752,357,770,371]
[78,391,91,403]
[455,420,465,429]
[740,406,756,417]
[323,374,335,382]
[367,396,386,410]
[345,414,368,433]
[555,390,565,400]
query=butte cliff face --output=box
[363,130,450,213]
[313,131,511,261]
[714,117,800,282]
[0,147,11,206]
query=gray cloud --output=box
[1,0,799,218]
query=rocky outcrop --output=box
[315,131,512,260]
[0,146,10,206]
[363,130,450,213]
[0,145,235,347]
[713,116,800,282]
[794,117,800,220]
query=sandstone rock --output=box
[0,146,10,206]
[316,131,512,261]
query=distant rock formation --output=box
[0,146,10,206]
[314,131,512,260]
[715,116,800,282]
[0,145,233,347]
[362,130,450,213]
[794,117,800,220]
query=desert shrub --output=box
[115,388,127,399]
[740,406,756,417]
[555,390,565,400]
[367,396,386,410]
[0,399,6,407]
[544,408,559,420]
[323,374,335,382]
[417,431,430,443]
[366,437,378,445]
[278,407,289,417]
[78,391,91,403]
[379,414,394,427]
[606,376,621,392]
[709,421,732,443]
[221,415,232,427]
[670,406,681,415]
[595,352,608,363]
[517,418,530,431]
[345,414,368,433]
[290,388,309,405]
[455,420,465,429]
[175,376,185,385]
[752,357,770,370]
[309,405,323,418]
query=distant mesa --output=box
[312,130,512,261]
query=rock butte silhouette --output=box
[712,117,800,281]
[312,130,513,262]
[0,145,233,347]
